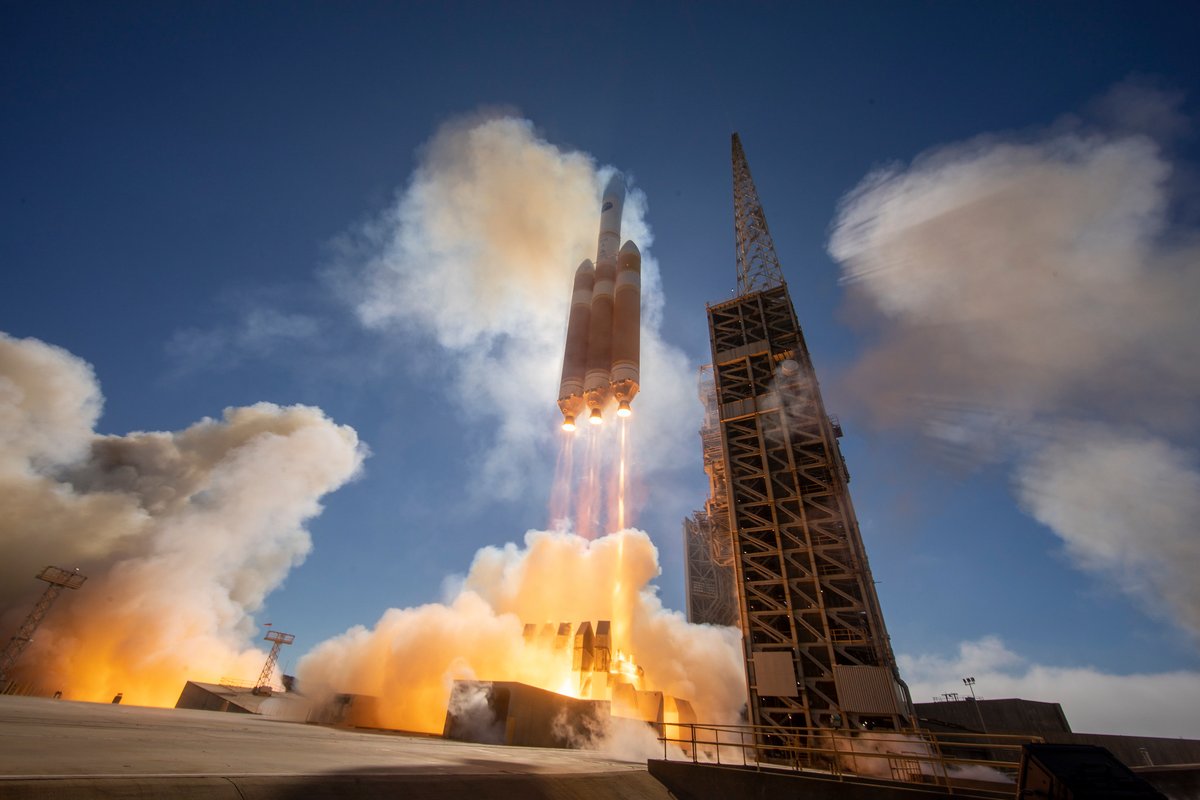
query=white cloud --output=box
[900,637,1200,739]
[1016,428,1200,637]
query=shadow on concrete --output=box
[0,763,673,800]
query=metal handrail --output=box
[658,722,1038,798]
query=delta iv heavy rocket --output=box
[557,174,640,431]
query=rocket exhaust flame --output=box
[298,528,747,738]
[617,418,628,533]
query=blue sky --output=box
[3,2,1199,735]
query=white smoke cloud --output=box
[831,123,1197,434]
[827,82,1200,636]
[331,113,698,502]
[298,528,746,738]
[0,333,101,472]
[1016,429,1200,636]
[0,331,366,705]
[900,637,1200,739]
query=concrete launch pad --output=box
[0,695,672,799]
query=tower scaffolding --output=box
[701,134,912,741]
[683,366,738,627]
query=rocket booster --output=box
[558,174,641,430]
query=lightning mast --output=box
[698,134,911,740]
[732,133,787,294]
[0,566,87,688]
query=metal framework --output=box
[732,133,786,295]
[255,630,294,693]
[0,567,87,686]
[683,366,738,627]
[710,135,910,738]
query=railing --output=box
[658,722,1040,797]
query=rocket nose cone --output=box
[602,173,626,203]
[576,258,595,275]
[619,240,640,256]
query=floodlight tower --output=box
[0,567,87,686]
[253,630,294,695]
[695,134,912,742]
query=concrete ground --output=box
[0,695,674,799]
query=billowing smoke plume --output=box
[333,114,696,503]
[0,332,366,705]
[298,528,746,734]
[827,81,1200,636]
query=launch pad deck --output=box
[0,695,671,799]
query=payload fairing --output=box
[558,175,641,430]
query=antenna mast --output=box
[732,133,786,294]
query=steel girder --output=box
[708,286,903,736]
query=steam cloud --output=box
[298,528,746,735]
[0,332,366,705]
[333,114,697,503]
[828,81,1200,636]
[300,115,744,747]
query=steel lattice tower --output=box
[0,567,87,687]
[700,134,911,737]
[253,630,294,695]
[682,366,739,627]
[732,134,786,295]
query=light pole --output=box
[962,676,989,735]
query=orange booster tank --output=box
[557,260,595,430]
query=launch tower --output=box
[682,366,738,627]
[686,135,912,736]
